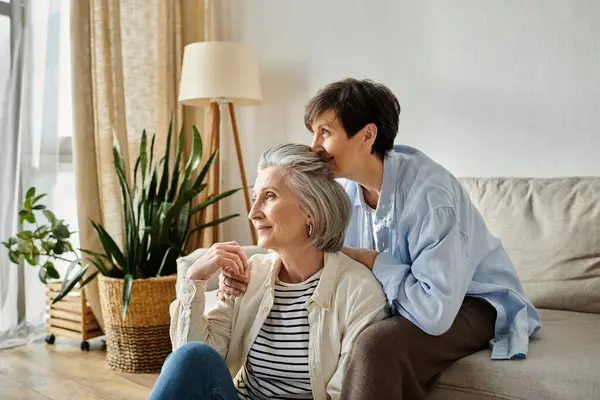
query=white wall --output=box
[214,0,600,245]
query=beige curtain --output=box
[70,0,211,330]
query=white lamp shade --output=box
[178,41,262,106]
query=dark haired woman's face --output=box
[309,110,366,179]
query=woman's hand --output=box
[186,241,249,281]
[218,268,250,300]
[342,246,379,271]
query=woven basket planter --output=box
[98,274,176,373]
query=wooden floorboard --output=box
[0,337,158,400]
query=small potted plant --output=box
[2,187,100,349]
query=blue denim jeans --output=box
[148,342,238,400]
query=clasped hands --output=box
[186,242,251,293]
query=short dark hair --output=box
[304,78,401,159]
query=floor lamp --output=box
[178,41,261,245]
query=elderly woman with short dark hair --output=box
[149,143,388,400]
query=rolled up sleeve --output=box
[169,278,236,358]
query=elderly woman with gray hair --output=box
[149,143,388,400]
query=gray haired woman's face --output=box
[248,166,311,251]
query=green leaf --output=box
[26,187,36,199]
[185,214,240,248]
[38,267,48,284]
[140,129,148,184]
[175,202,191,245]
[147,163,160,202]
[53,241,65,255]
[25,214,35,224]
[25,253,39,266]
[19,210,29,216]
[133,157,141,194]
[80,250,114,277]
[34,226,50,238]
[43,209,57,224]
[8,251,19,264]
[188,150,218,197]
[52,262,87,304]
[52,224,70,240]
[19,241,33,255]
[122,274,133,321]
[156,247,173,277]
[32,205,46,210]
[80,248,112,263]
[32,194,47,205]
[64,241,74,252]
[89,220,126,271]
[167,126,185,202]
[157,120,172,202]
[190,188,242,215]
[17,231,33,240]
[8,237,17,246]
[1,241,9,249]
[64,258,78,280]
[180,127,203,196]
[192,125,203,164]
[45,262,60,280]
[79,270,99,288]
[42,241,54,252]
[148,133,156,177]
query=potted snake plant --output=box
[83,122,240,373]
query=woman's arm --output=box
[169,242,249,358]
[371,207,472,336]
[169,278,238,359]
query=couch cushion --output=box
[459,177,600,314]
[428,309,600,400]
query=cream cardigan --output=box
[170,251,389,400]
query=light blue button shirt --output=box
[340,145,541,360]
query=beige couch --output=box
[177,177,600,399]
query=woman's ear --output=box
[362,123,378,153]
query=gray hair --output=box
[258,143,351,252]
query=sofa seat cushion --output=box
[428,309,600,400]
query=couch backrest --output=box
[459,177,600,314]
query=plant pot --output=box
[98,274,176,373]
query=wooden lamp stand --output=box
[208,101,257,245]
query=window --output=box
[0,1,10,108]
[16,0,79,323]
[1,0,78,330]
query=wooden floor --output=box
[0,337,158,400]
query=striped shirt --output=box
[236,270,322,400]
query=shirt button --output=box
[263,305,268,312]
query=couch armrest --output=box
[175,246,268,293]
